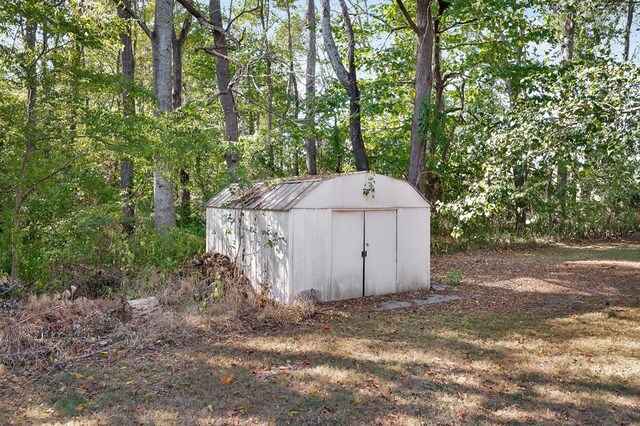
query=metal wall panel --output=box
[206,208,291,303]
[396,208,430,292]
[330,211,365,300]
[364,210,398,296]
[289,209,332,302]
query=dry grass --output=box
[0,252,314,374]
[0,242,638,425]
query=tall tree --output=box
[114,0,177,229]
[173,14,192,212]
[305,0,318,175]
[397,0,435,192]
[209,0,240,180]
[320,0,369,171]
[510,35,527,234]
[152,0,177,229]
[174,0,243,180]
[117,0,136,235]
[11,17,38,280]
[425,0,449,202]
[285,0,301,175]
[556,6,575,204]
[259,0,275,172]
[173,15,191,110]
[623,0,634,62]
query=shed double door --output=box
[330,210,397,300]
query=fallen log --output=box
[126,297,161,319]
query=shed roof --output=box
[205,175,333,210]
[206,172,430,211]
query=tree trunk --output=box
[304,0,317,175]
[623,0,634,62]
[563,9,575,62]
[425,0,448,202]
[172,16,191,110]
[126,296,162,319]
[286,0,301,174]
[173,16,192,214]
[406,0,434,192]
[320,0,369,171]
[152,0,177,230]
[11,19,38,281]
[259,0,275,171]
[118,0,136,235]
[210,0,240,180]
[556,8,574,203]
[510,39,527,235]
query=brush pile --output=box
[0,252,316,375]
[0,294,123,371]
[179,251,250,296]
[178,252,315,333]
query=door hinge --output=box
[361,250,367,258]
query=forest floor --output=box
[1,241,639,425]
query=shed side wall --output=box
[206,208,291,303]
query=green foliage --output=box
[1,0,638,291]
[446,268,463,287]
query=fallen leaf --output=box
[220,376,234,384]
[86,375,94,381]
[322,326,330,334]
[0,364,8,377]
[308,387,318,394]
[278,370,289,377]
[303,359,312,367]
[75,405,85,412]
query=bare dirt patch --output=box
[1,242,638,425]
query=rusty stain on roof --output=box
[206,174,352,211]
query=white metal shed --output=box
[205,172,430,303]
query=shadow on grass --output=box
[7,244,640,425]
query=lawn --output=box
[1,242,639,425]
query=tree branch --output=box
[338,0,356,78]
[175,0,240,49]
[439,18,478,34]
[113,0,152,39]
[320,0,354,94]
[196,46,245,67]
[395,0,421,36]
[19,153,88,208]
[226,4,261,31]
[178,14,193,42]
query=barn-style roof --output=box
[205,175,332,210]
[206,172,430,211]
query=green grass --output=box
[52,391,87,416]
